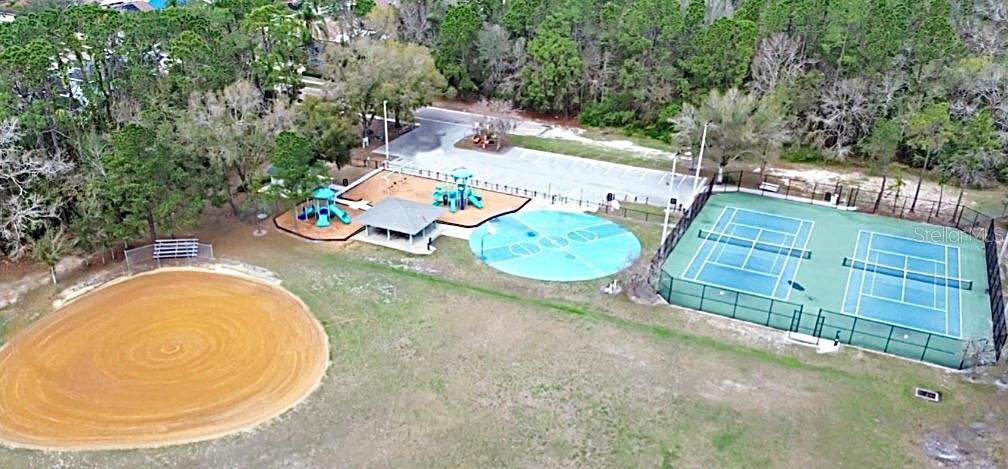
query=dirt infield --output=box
[342,170,529,227]
[0,268,328,451]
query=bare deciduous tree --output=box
[471,99,518,151]
[397,0,444,47]
[476,24,527,98]
[951,0,1008,57]
[181,80,292,216]
[750,34,812,96]
[0,119,73,258]
[807,78,874,160]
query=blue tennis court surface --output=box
[842,230,965,337]
[683,207,814,300]
[469,210,640,281]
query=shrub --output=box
[782,145,824,163]
[577,95,635,128]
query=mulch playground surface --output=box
[276,170,530,241]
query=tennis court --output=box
[683,207,814,300]
[841,230,967,337]
[660,192,993,367]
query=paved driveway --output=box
[377,108,703,208]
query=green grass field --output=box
[0,211,1005,467]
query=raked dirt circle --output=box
[0,268,329,451]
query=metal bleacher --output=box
[153,238,200,260]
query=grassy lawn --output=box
[508,134,671,171]
[579,127,675,152]
[0,212,1005,467]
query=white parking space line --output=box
[638,171,649,181]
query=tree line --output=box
[376,0,1006,201]
[0,0,444,272]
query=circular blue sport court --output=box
[469,210,641,282]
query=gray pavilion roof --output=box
[355,198,444,235]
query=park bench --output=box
[758,181,780,193]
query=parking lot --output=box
[377,108,703,208]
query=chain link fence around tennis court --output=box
[651,169,1003,369]
[657,273,984,369]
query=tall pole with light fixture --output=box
[383,100,392,172]
[660,151,680,243]
[692,122,709,196]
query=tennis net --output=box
[698,229,812,259]
[842,257,973,290]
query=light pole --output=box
[661,150,685,243]
[480,223,498,260]
[692,122,709,196]
[383,100,391,166]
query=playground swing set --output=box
[297,186,352,228]
[433,168,484,213]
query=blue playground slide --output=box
[316,211,331,228]
[329,204,351,224]
[468,193,483,209]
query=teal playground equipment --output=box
[298,186,351,228]
[433,167,483,213]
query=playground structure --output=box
[298,186,351,227]
[433,167,484,213]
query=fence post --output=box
[811,183,818,203]
[883,327,894,352]
[921,334,932,361]
[731,293,739,318]
[698,285,706,310]
[849,317,858,343]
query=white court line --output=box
[859,292,946,314]
[508,215,607,276]
[729,206,810,224]
[771,220,806,300]
[682,207,734,279]
[738,228,765,271]
[782,219,815,301]
[900,255,910,302]
[854,232,876,317]
[943,245,949,334]
[704,260,779,279]
[869,247,946,268]
[728,221,795,237]
[955,245,963,337]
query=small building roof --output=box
[355,198,444,235]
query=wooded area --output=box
[1,0,1006,270]
[0,1,443,267]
